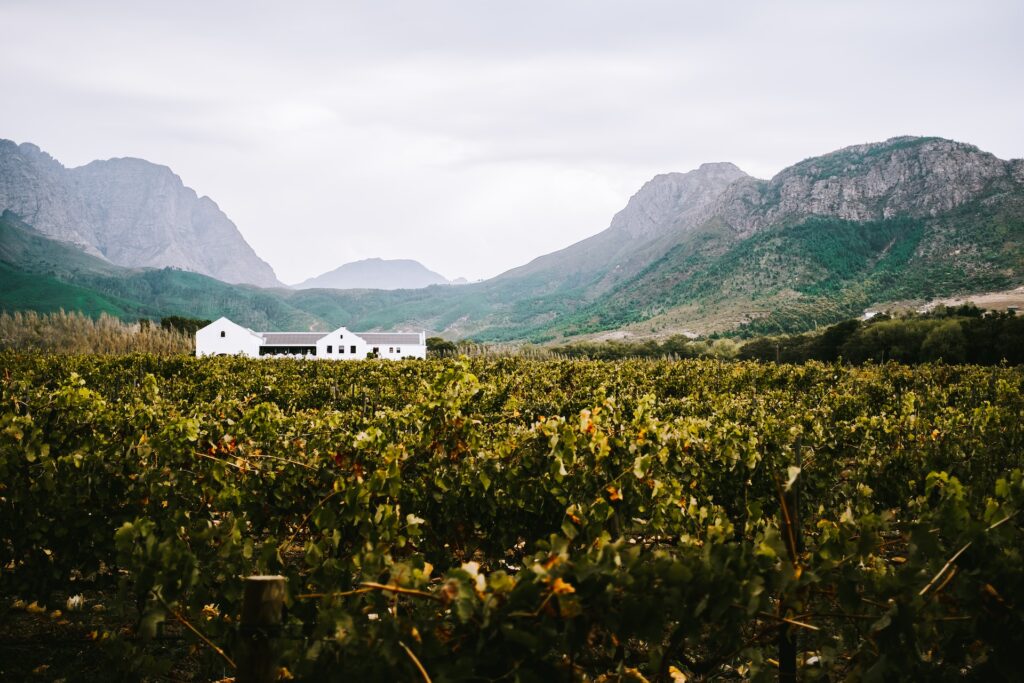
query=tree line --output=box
[738,305,1024,365]
[540,305,1023,365]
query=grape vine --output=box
[2,353,1022,680]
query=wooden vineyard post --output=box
[238,575,287,683]
[779,437,803,683]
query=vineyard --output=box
[2,353,1023,681]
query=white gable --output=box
[316,326,369,359]
[195,317,264,357]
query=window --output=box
[339,334,343,339]
[396,347,401,354]
[327,345,332,353]
[339,346,344,354]
[389,347,394,354]
[350,345,356,354]
[220,330,226,338]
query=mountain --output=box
[0,140,281,287]
[294,258,449,290]
[2,136,1022,342]
[566,136,1024,337]
[414,138,1022,340]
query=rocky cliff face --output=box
[0,140,280,287]
[605,162,750,239]
[0,142,100,255]
[542,137,1019,261]
[705,137,1022,235]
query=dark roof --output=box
[261,332,323,345]
[357,332,422,345]
[255,330,423,346]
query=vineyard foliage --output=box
[2,353,1024,680]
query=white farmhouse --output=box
[196,317,426,359]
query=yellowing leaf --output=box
[623,667,650,682]
[551,577,576,595]
[668,665,688,682]
[785,466,801,491]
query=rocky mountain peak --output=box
[697,161,746,175]
[609,162,750,239]
[0,140,281,287]
[15,141,60,165]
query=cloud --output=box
[1,0,1022,282]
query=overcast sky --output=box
[2,1,1022,283]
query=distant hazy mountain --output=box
[0,139,281,287]
[294,258,449,290]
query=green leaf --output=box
[633,455,651,479]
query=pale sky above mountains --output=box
[2,0,1022,283]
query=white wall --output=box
[362,332,427,359]
[195,318,263,357]
[370,342,426,360]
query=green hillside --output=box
[0,262,135,317]
[0,212,321,330]
[549,193,1024,339]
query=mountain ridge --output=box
[2,135,1022,342]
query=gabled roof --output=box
[358,332,422,345]
[201,317,264,340]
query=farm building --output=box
[195,317,426,359]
